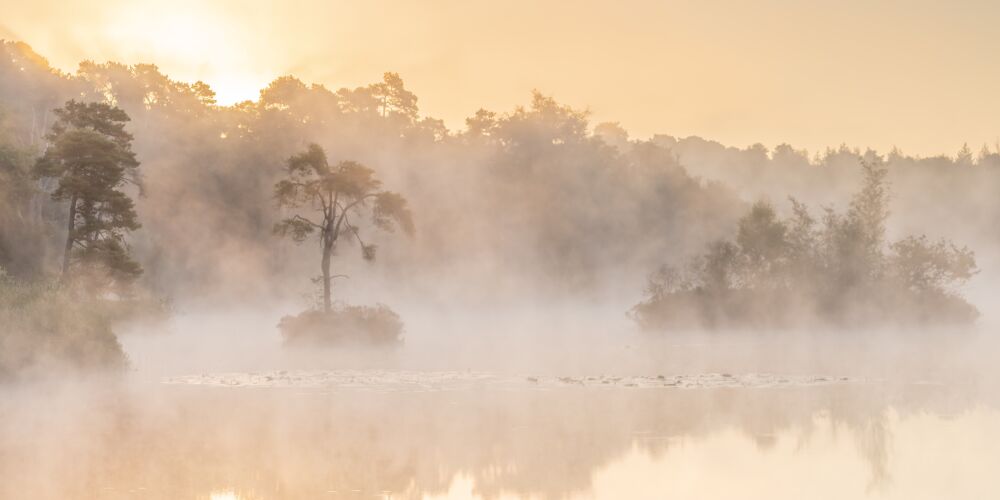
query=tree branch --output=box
[339,193,379,216]
[292,214,322,229]
[343,215,367,247]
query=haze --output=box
[4,0,1000,155]
[2,2,1000,499]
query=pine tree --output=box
[274,144,413,312]
[33,100,142,286]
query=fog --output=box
[2,35,1000,499]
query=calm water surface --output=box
[1,379,997,499]
[6,308,999,499]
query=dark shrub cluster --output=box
[632,160,979,331]
[278,304,404,346]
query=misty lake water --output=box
[4,379,998,499]
[2,308,999,499]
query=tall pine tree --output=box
[33,100,142,287]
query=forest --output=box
[0,39,993,377]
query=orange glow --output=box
[5,0,1000,154]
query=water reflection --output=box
[0,380,997,499]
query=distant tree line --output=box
[0,40,740,299]
[0,39,988,338]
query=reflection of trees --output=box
[0,382,990,500]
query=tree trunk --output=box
[61,195,77,278]
[320,199,340,313]
[321,233,333,313]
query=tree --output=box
[956,142,973,166]
[594,122,630,152]
[465,108,498,138]
[33,100,142,285]
[831,158,890,286]
[888,235,977,293]
[368,72,418,122]
[274,144,413,312]
[736,201,788,287]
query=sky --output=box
[1,0,998,156]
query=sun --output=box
[201,73,267,106]
[208,491,239,500]
[104,7,227,68]
[102,4,266,105]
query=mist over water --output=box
[4,341,1000,499]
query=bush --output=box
[632,160,980,331]
[0,270,128,379]
[278,303,404,346]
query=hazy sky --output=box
[2,0,998,156]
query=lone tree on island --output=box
[274,143,413,312]
[33,100,142,287]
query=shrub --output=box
[632,160,979,331]
[0,269,128,379]
[278,303,404,346]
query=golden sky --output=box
[2,0,998,156]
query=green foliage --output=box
[633,160,980,331]
[278,303,404,346]
[0,269,127,379]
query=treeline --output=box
[0,40,748,374]
[648,135,1000,252]
[0,40,740,300]
[0,39,987,338]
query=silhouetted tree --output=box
[465,109,498,138]
[956,143,973,166]
[33,100,142,286]
[274,144,413,311]
[369,72,418,122]
[594,122,630,152]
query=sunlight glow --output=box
[101,4,265,105]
